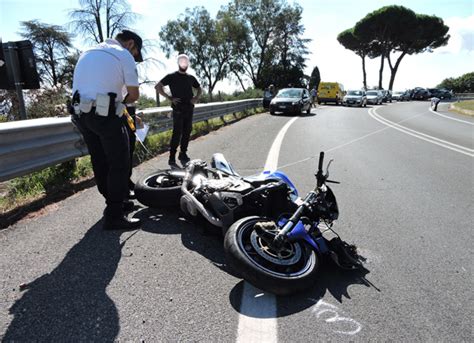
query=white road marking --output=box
[236,116,299,343]
[236,283,278,343]
[369,107,474,157]
[428,106,474,125]
[264,117,299,171]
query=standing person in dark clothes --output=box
[155,54,202,167]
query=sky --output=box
[1,0,473,97]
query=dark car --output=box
[381,90,392,103]
[412,87,431,100]
[428,88,453,99]
[392,90,409,101]
[269,88,312,115]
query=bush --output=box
[438,72,474,93]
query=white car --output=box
[343,90,367,107]
[366,90,383,105]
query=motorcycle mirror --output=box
[325,159,334,176]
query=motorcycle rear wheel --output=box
[135,169,183,208]
[224,216,320,295]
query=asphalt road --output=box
[1,100,472,342]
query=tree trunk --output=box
[234,71,247,92]
[361,55,367,90]
[378,52,385,89]
[387,51,407,91]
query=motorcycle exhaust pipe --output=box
[181,164,223,227]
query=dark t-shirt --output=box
[160,71,200,104]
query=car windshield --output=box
[347,90,362,95]
[276,89,303,98]
[366,91,378,95]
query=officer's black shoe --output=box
[168,154,178,167]
[103,216,141,231]
[178,152,191,164]
[123,200,135,212]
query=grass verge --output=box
[0,107,264,228]
[450,100,474,116]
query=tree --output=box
[386,13,449,90]
[337,29,373,90]
[69,0,137,44]
[354,6,449,90]
[159,7,245,100]
[20,20,74,87]
[438,72,474,93]
[223,0,310,89]
[309,66,321,90]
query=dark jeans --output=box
[76,112,130,218]
[170,104,194,154]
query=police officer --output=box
[72,30,143,230]
[155,54,202,167]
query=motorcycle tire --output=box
[224,216,320,296]
[135,169,183,208]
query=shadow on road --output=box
[229,261,378,318]
[4,220,122,341]
[135,207,227,269]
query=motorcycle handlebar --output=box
[318,152,324,172]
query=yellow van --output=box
[317,82,345,105]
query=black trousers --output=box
[76,112,130,218]
[170,104,194,154]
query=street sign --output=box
[1,40,40,90]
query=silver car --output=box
[343,90,367,107]
[366,90,383,105]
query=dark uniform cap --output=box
[118,30,143,63]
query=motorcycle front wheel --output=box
[224,216,320,295]
[135,169,184,208]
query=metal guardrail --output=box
[0,99,262,182]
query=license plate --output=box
[279,105,287,109]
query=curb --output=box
[449,103,474,116]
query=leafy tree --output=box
[69,0,137,44]
[385,13,449,90]
[337,29,372,90]
[309,66,321,90]
[19,20,74,87]
[221,0,309,89]
[159,7,245,100]
[438,72,474,93]
[354,6,449,90]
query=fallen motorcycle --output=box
[135,152,364,295]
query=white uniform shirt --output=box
[72,39,139,102]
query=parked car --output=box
[412,87,431,100]
[342,90,367,107]
[381,90,392,103]
[392,91,406,101]
[366,90,383,105]
[269,88,312,115]
[428,88,453,99]
[317,82,345,105]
